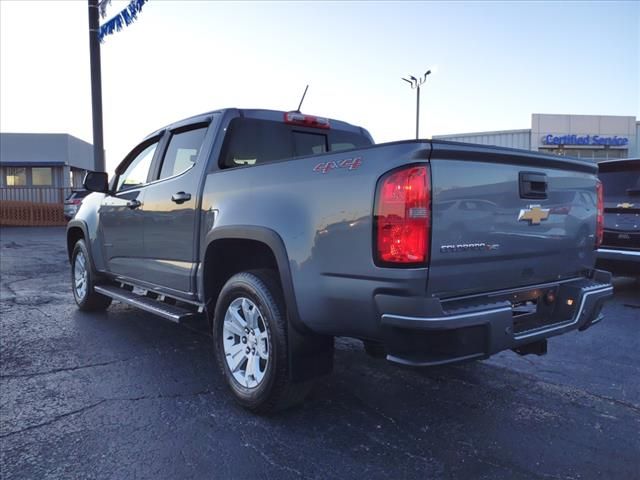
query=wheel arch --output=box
[66,218,93,260]
[202,226,301,328]
[67,224,85,261]
[202,226,333,382]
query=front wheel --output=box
[71,239,112,311]
[213,270,312,413]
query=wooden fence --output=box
[0,188,71,226]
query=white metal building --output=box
[433,114,639,161]
[0,133,94,189]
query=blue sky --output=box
[1,1,638,172]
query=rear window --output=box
[599,161,640,200]
[220,118,371,168]
[66,190,90,201]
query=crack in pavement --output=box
[487,362,640,414]
[0,390,212,439]
[240,432,303,478]
[0,356,140,380]
[1,276,29,299]
[0,400,108,439]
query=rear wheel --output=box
[214,270,312,413]
[71,239,112,311]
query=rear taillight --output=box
[374,165,431,266]
[284,112,330,129]
[72,199,82,205]
[595,180,604,249]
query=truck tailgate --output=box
[427,143,599,298]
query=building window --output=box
[6,167,27,186]
[32,167,53,186]
[71,168,86,188]
[540,147,628,161]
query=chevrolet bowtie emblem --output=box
[617,202,634,209]
[518,205,550,225]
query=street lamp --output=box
[402,70,431,139]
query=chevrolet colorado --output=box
[68,108,613,412]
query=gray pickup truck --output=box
[68,108,613,412]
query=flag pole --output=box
[88,0,105,172]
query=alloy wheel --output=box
[222,297,270,389]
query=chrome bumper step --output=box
[95,285,195,323]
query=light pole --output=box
[402,70,431,139]
[88,0,105,172]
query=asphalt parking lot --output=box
[1,227,638,479]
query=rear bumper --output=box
[378,270,613,367]
[597,248,640,275]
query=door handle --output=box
[171,192,192,204]
[126,199,142,209]
[519,172,547,199]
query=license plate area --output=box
[511,286,570,334]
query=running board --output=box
[95,285,196,323]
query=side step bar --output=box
[95,285,196,323]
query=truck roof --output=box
[144,108,369,140]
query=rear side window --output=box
[220,118,371,168]
[159,127,208,179]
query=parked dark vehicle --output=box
[63,189,90,220]
[596,158,640,277]
[67,108,613,412]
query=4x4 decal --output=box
[313,157,362,174]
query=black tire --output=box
[71,239,112,311]
[213,270,312,413]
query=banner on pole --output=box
[98,0,148,42]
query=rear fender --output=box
[202,226,334,382]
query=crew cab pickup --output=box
[68,108,613,412]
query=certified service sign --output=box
[542,134,629,146]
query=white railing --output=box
[0,187,72,205]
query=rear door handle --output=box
[171,192,192,204]
[126,199,142,209]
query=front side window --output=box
[117,141,158,191]
[32,167,53,186]
[158,127,207,180]
[6,167,27,186]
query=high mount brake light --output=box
[374,165,431,266]
[595,180,604,249]
[284,112,330,129]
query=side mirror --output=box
[83,171,109,193]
